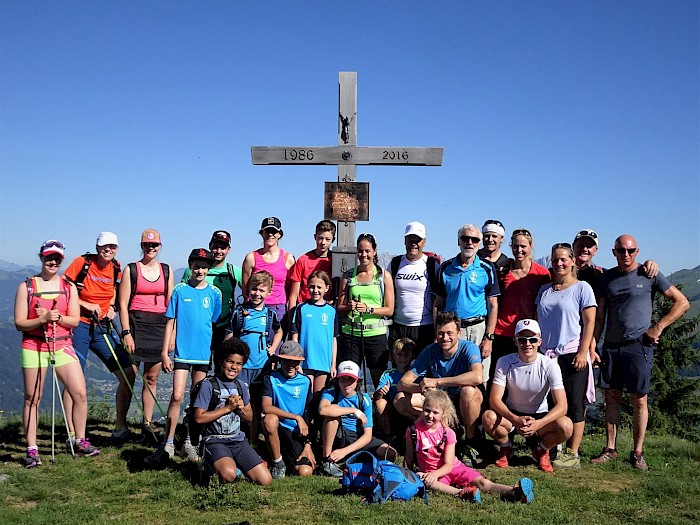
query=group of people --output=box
[15,216,689,504]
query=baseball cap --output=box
[277,340,305,361]
[514,319,541,336]
[210,230,231,246]
[40,240,66,258]
[404,221,426,239]
[187,248,215,266]
[141,229,161,243]
[96,232,119,246]
[574,229,598,247]
[260,217,282,232]
[336,360,362,381]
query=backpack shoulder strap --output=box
[409,424,418,451]
[226,263,238,289]
[426,255,439,290]
[207,376,221,412]
[127,263,138,310]
[161,263,170,296]
[70,253,93,292]
[389,255,401,278]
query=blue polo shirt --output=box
[410,339,482,398]
[262,370,312,432]
[438,255,500,318]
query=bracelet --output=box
[57,315,63,325]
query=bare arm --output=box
[262,397,308,436]
[194,398,253,425]
[336,276,351,315]
[398,370,422,394]
[241,251,255,298]
[646,285,690,343]
[287,280,301,311]
[573,306,596,370]
[480,296,498,358]
[118,267,134,352]
[425,363,483,389]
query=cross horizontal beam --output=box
[251,146,443,166]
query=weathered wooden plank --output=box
[251,146,444,166]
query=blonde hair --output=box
[423,390,459,429]
[391,337,416,358]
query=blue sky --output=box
[1,1,698,275]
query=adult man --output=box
[482,319,573,473]
[477,219,511,277]
[387,221,440,351]
[434,224,499,383]
[63,232,137,444]
[394,312,483,444]
[181,230,242,364]
[591,235,689,470]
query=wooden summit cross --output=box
[251,71,443,277]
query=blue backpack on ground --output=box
[340,451,428,504]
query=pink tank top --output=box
[129,263,167,313]
[253,248,289,305]
[24,277,73,349]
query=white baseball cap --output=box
[515,319,541,335]
[96,231,119,246]
[404,221,426,239]
[336,360,362,380]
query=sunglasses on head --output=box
[516,336,539,344]
[512,229,532,238]
[615,247,637,255]
[141,242,161,249]
[577,229,598,239]
[459,235,481,244]
[484,219,504,228]
[552,242,572,251]
[43,240,66,250]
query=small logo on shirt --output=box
[293,386,301,398]
[469,271,478,283]
[321,313,329,325]
[184,298,192,302]
[202,297,210,308]
[636,284,644,288]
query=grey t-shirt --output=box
[598,266,671,344]
[194,376,250,443]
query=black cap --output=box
[260,217,282,232]
[210,230,231,246]
[188,248,215,266]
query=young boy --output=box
[194,337,272,486]
[318,361,396,477]
[225,270,283,440]
[374,338,416,440]
[147,249,222,465]
[287,220,336,309]
[261,340,315,479]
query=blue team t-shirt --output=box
[438,255,500,318]
[262,370,312,432]
[321,386,373,433]
[291,301,339,373]
[227,304,280,370]
[193,376,250,443]
[410,339,482,398]
[165,282,222,365]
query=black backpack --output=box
[187,375,243,449]
[68,252,121,296]
[126,262,170,310]
[389,253,441,291]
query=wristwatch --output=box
[368,307,375,315]
[121,329,132,337]
[484,333,495,341]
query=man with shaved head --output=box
[591,235,689,470]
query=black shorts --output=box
[204,439,264,473]
[174,362,209,373]
[339,333,389,370]
[278,426,312,468]
[335,425,387,458]
[129,310,167,362]
[557,354,589,423]
[507,409,549,448]
[599,340,653,395]
[388,323,435,353]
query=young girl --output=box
[405,390,534,504]
[374,338,416,438]
[291,271,339,394]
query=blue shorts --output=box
[72,321,132,373]
[599,340,653,395]
[204,439,263,473]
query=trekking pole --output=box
[52,315,75,458]
[357,294,369,393]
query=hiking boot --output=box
[145,445,172,467]
[494,445,512,468]
[552,448,580,469]
[180,442,200,463]
[590,447,619,464]
[630,451,648,471]
[513,477,534,504]
[25,449,42,469]
[320,459,343,478]
[141,423,163,445]
[271,460,286,480]
[111,427,142,446]
[75,438,100,457]
[458,485,482,503]
[533,446,553,473]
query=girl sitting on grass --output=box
[404,390,534,504]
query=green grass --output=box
[1,418,699,525]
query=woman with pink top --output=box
[241,217,296,323]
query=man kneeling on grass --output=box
[482,319,573,473]
[194,338,272,486]
[318,361,396,477]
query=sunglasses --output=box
[615,247,637,255]
[484,219,504,228]
[512,228,532,238]
[43,240,66,250]
[459,235,481,244]
[577,229,598,239]
[141,242,161,249]
[43,255,63,263]
[552,242,572,251]
[516,337,539,344]
[98,244,118,251]
[213,231,231,241]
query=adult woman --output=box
[14,240,99,467]
[241,217,295,323]
[337,233,394,389]
[118,229,173,439]
[488,228,550,387]
[535,243,596,469]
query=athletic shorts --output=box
[174,361,209,373]
[599,340,653,395]
[277,426,312,469]
[557,354,589,423]
[339,333,389,371]
[388,323,436,353]
[72,321,132,373]
[204,439,264,473]
[334,425,387,457]
[21,346,79,369]
[129,310,166,363]
[438,460,481,487]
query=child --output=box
[405,390,534,504]
[194,337,272,486]
[287,220,336,310]
[225,270,283,441]
[374,338,416,439]
[147,248,222,465]
[290,271,339,394]
[261,340,315,479]
[318,361,396,477]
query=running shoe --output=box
[494,445,512,468]
[552,449,580,469]
[111,427,142,446]
[180,442,200,462]
[513,477,534,504]
[145,445,173,467]
[458,485,482,503]
[25,449,42,469]
[533,445,553,473]
[590,447,619,464]
[65,436,76,453]
[76,438,100,457]
[630,451,648,471]
[320,459,343,478]
[271,460,286,480]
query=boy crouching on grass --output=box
[318,361,396,477]
[262,340,315,479]
[194,337,272,486]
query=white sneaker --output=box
[180,442,199,462]
[164,443,175,459]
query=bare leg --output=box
[56,362,88,440]
[246,462,273,486]
[631,393,648,453]
[141,361,162,424]
[482,410,511,445]
[539,416,573,450]
[165,369,189,440]
[568,421,585,454]
[262,413,281,460]
[214,456,239,484]
[114,364,136,429]
[604,388,622,449]
[459,386,483,439]
[23,367,47,448]
[393,392,423,419]
[322,417,340,457]
[474,476,516,496]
